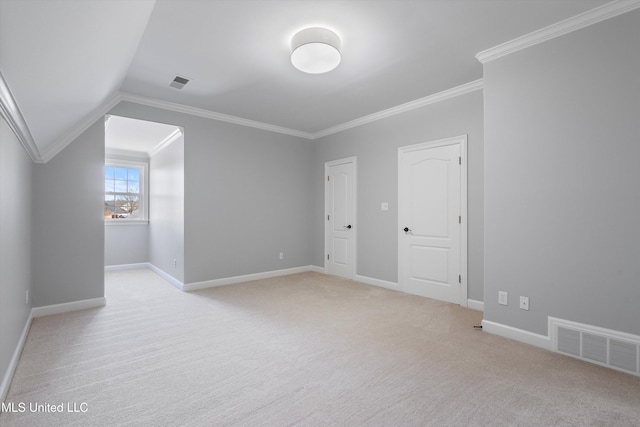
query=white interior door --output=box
[325,158,356,279]
[398,137,466,305]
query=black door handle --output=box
[403,227,411,233]
[344,225,352,229]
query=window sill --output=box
[105,220,149,226]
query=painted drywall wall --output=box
[104,224,149,266]
[108,102,314,285]
[184,120,314,284]
[0,116,33,392]
[149,135,184,282]
[313,91,484,301]
[483,10,640,336]
[33,121,105,306]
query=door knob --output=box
[344,225,352,229]
[403,227,411,233]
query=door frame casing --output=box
[397,135,468,307]
[324,156,357,279]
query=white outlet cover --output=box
[519,296,529,310]
[498,291,508,306]
[381,202,389,211]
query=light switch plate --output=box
[381,202,389,211]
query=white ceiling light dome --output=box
[291,27,341,74]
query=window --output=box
[104,160,148,222]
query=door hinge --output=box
[459,156,461,165]
[327,175,330,181]
[459,215,461,224]
[327,214,330,221]
[459,275,462,284]
[327,254,330,260]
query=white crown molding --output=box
[105,147,150,160]
[0,70,43,163]
[149,127,183,158]
[6,77,484,164]
[311,79,484,139]
[119,92,314,140]
[476,0,640,63]
[38,91,123,163]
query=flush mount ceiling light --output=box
[291,27,341,74]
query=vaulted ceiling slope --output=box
[0,0,156,162]
[0,0,625,163]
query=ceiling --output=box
[105,115,182,156]
[0,0,612,161]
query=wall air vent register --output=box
[551,317,640,376]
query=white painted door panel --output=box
[399,141,462,304]
[325,159,355,279]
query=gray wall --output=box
[33,121,105,306]
[185,120,314,283]
[0,117,33,389]
[149,135,184,282]
[483,10,640,336]
[104,224,149,266]
[313,91,484,301]
[108,102,314,285]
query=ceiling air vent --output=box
[169,75,189,90]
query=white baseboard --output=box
[354,274,399,291]
[183,265,313,292]
[351,274,481,310]
[481,319,552,351]
[483,318,640,376]
[104,262,149,271]
[467,299,484,312]
[355,276,482,311]
[3,296,106,403]
[108,262,186,292]
[147,263,185,291]
[31,297,106,318]
[310,265,325,274]
[1,312,33,404]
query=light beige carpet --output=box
[2,269,639,426]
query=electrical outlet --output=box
[498,291,508,306]
[279,252,284,260]
[520,296,530,311]
[381,202,389,211]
